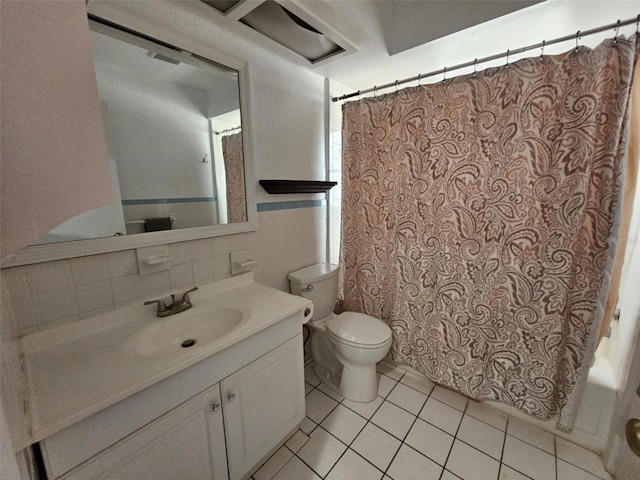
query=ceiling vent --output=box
[239,1,345,63]
[201,1,241,14]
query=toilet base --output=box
[339,363,378,403]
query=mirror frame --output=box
[2,7,257,268]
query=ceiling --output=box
[90,1,640,96]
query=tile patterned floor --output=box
[251,362,612,480]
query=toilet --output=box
[288,264,392,402]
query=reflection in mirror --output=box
[36,19,248,245]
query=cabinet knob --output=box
[227,392,236,402]
[211,402,221,412]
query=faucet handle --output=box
[144,297,172,316]
[180,286,199,306]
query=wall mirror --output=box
[2,15,256,267]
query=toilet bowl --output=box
[289,264,392,402]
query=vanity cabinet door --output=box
[222,334,305,480]
[60,383,228,480]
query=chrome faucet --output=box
[144,287,199,317]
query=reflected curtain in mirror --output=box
[221,132,247,223]
[340,35,638,430]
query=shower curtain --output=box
[340,36,638,428]
[221,132,247,223]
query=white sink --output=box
[128,307,245,358]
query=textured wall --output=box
[0,1,112,258]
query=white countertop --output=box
[21,273,312,443]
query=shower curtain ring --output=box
[575,31,581,53]
[540,40,545,60]
[614,19,621,43]
[443,66,447,81]
[473,58,477,76]
[636,14,639,35]
[506,49,510,67]
[395,80,399,92]
[374,86,377,97]
[417,73,422,86]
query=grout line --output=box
[381,382,431,478]
[554,432,558,480]
[496,415,509,479]
[437,398,470,479]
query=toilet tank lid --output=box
[288,263,338,284]
[328,312,392,345]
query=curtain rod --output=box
[215,126,241,135]
[332,14,640,102]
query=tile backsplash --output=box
[1,207,326,335]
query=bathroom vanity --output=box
[20,273,313,480]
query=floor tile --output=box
[377,361,406,380]
[297,427,347,478]
[456,415,505,460]
[273,456,321,480]
[557,458,611,480]
[377,373,398,398]
[441,470,463,480]
[466,400,508,431]
[321,404,367,445]
[404,418,454,466]
[305,365,322,386]
[418,397,463,435]
[502,435,556,480]
[305,389,339,423]
[387,382,428,415]
[305,383,314,395]
[325,449,383,480]
[387,444,443,480]
[351,423,402,472]
[318,382,345,402]
[446,439,500,480]
[498,465,532,479]
[507,417,555,454]
[371,400,416,440]
[399,369,436,396]
[285,430,309,453]
[253,446,293,480]
[556,437,609,479]
[342,395,384,419]
[430,385,469,411]
[299,416,317,435]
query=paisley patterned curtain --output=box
[222,132,247,223]
[341,36,638,429]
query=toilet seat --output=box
[327,312,392,349]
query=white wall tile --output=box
[192,258,214,284]
[25,260,73,295]
[76,280,113,313]
[142,271,171,298]
[211,236,230,256]
[213,255,231,279]
[70,255,109,285]
[2,267,35,331]
[107,250,138,277]
[168,242,191,266]
[111,274,145,304]
[190,238,212,261]
[169,263,194,289]
[32,288,78,324]
[4,207,327,332]
[229,233,249,252]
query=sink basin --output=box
[128,307,245,358]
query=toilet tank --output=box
[288,264,339,320]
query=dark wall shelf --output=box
[259,180,337,194]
